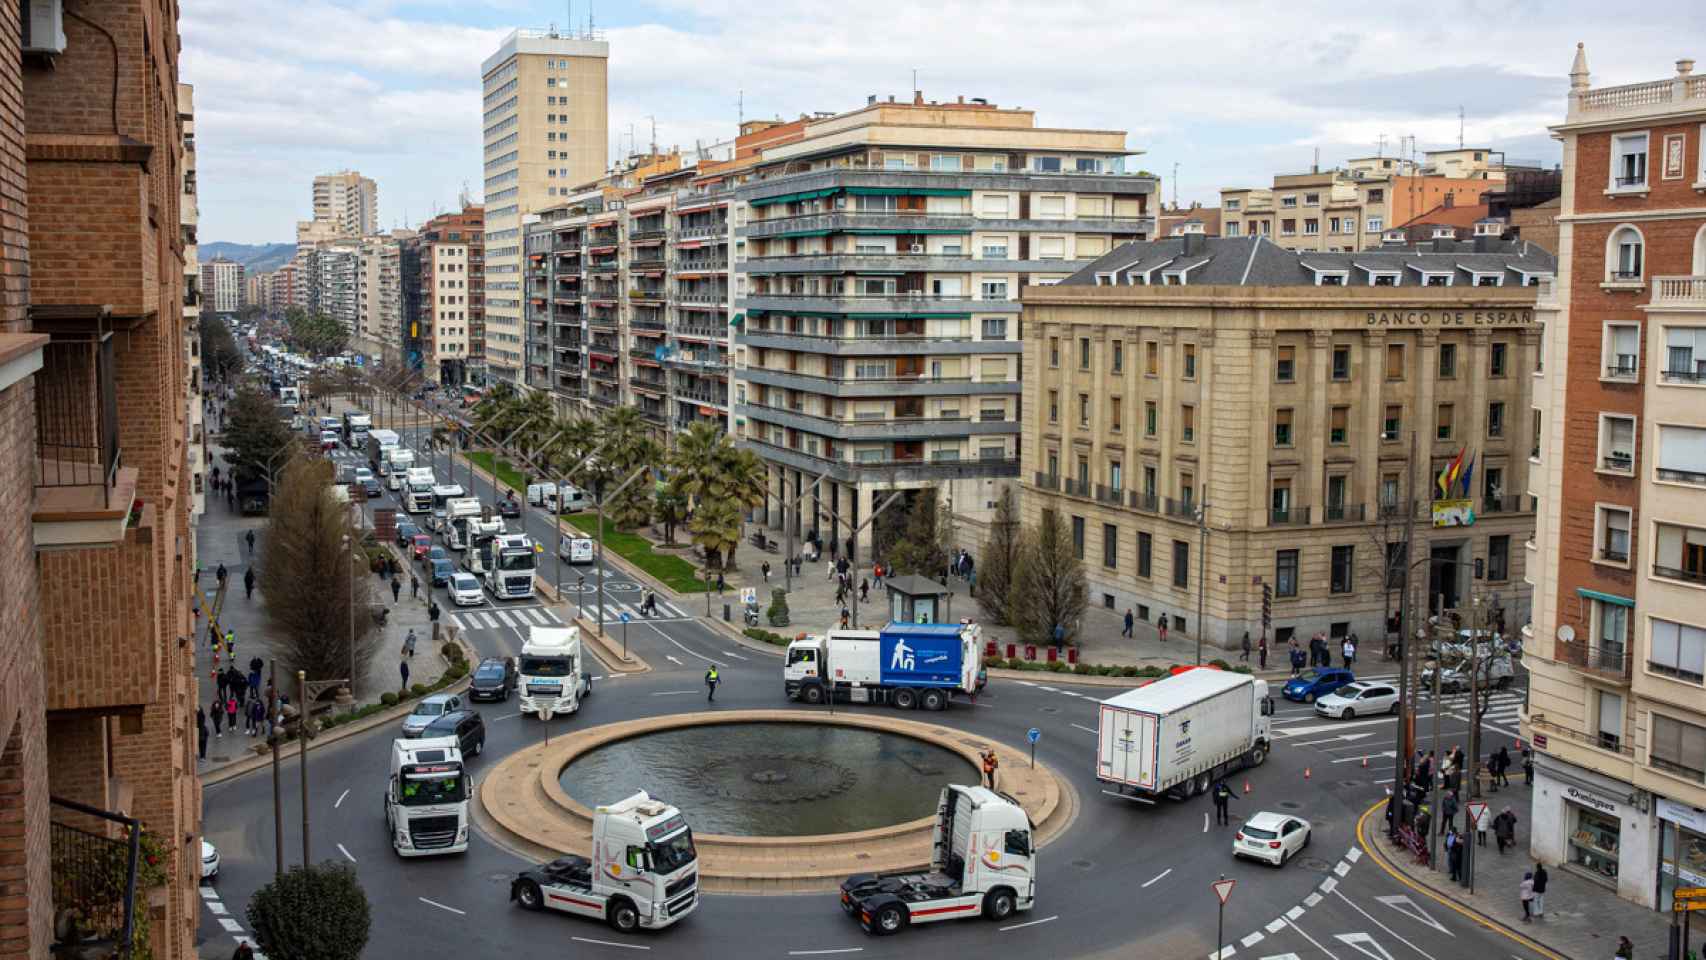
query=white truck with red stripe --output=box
[1096,668,1273,802]
[509,792,698,933]
[838,785,1035,935]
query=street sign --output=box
[740,587,757,606]
[1466,800,1489,831]
[619,611,631,623]
[1675,900,1706,912]
[1211,878,1236,905]
[1027,727,1041,744]
[1675,886,1706,901]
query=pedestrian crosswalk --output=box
[578,591,693,624]
[449,605,565,632]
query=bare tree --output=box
[1008,510,1089,647]
[976,486,1020,625]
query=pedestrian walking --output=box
[194,560,203,587]
[226,486,235,510]
[1532,862,1548,919]
[1157,615,1168,644]
[403,628,417,658]
[761,560,771,583]
[1518,871,1535,921]
[215,668,229,703]
[196,707,208,760]
[245,529,256,556]
[1442,793,1459,833]
[243,568,255,600]
[1493,806,1518,854]
[716,572,726,594]
[410,572,419,599]
[391,576,401,603]
[1052,622,1066,653]
[1494,746,1513,788]
[232,940,256,960]
[1522,745,1534,785]
[429,600,440,625]
[705,664,720,702]
[1212,780,1235,825]
[1258,636,1269,670]
[225,695,238,733]
[1342,637,1357,668]
[216,562,228,586]
[1123,609,1135,639]
[1447,829,1463,882]
[400,658,411,691]
[981,749,999,789]
[859,578,869,603]
[224,630,235,659]
[1240,632,1252,662]
[1289,643,1305,676]
[640,591,658,617]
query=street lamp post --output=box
[1194,504,1210,666]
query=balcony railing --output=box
[1609,270,1643,282]
[1063,478,1090,497]
[678,223,727,239]
[1095,484,1124,505]
[673,258,729,272]
[1653,563,1706,585]
[1662,366,1706,384]
[1605,362,1639,380]
[1481,495,1533,514]
[1658,467,1706,486]
[1556,638,1632,680]
[1602,454,1635,473]
[1270,506,1311,525]
[36,336,123,509]
[1653,276,1706,306]
[1130,491,1159,512]
[1323,503,1366,523]
[1599,545,1630,563]
[1164,497,1197,519]
[1033,471,1060,491]
[1526,715,1635,757]
[50,796,142,957]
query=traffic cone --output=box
[1304,767,1312,780]
[1243,779,1251,794]
[1362,756,1368,768]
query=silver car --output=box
[400,693,462,738]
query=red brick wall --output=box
[38,523,162,712]
[1573,123,1704,217]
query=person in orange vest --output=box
[981,749,999,789]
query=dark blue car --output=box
[430,557,455,587]
[1282,667,1355,703]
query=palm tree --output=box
[689,497,744,571]
[668,421,724,506]
[654,480,688,545]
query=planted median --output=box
[565,514,706,594]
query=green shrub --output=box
[1136,665,1166,677]
[409,683,428,697]
[1072,663,1094,675]
[247,862,370,960]
[1045,661,1067,672]
[1209,658,1232,670]
[1233,665,1252,674]
[379,692,398,706]
[441,642,462,662]
[766,588,791,628]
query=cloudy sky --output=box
[183,0,1705,245]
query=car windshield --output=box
[1241,825,1278,840]
[519,655,573,677]
[411,702,444,717]
[399,769,466,806]
[455,577,476,589]
[649,829,697,873]
[1295,670,1323,682]
[498,553,535,571]
[475,665,504,680]
[1336,684,1367,697]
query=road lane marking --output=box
[788,949,864,956]
[1280,916,1339,959]
[665,655,683,666]
[1240,931,1264,948]
[338,843,356,863]
[649,691,699,697]
[1303,893,1322,907]
[1070,723,1098,735]
[1203,812,1210,833]
[219,918,243,932]
[721,651,750,661]
[1335,890,1438,959]
[1265,918,1286,933]
[571,936,649,951]
[1141,868,1171,888]
[207,901,227,915]
[1285,906,1304,920]
[418,897,466,915]
[999,914,1057,932]
[334,789,349,808]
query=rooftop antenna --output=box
[738,89,744,125]
[1171,161,1179,207]
[1312,145,1320,174]
[1377,133,1387,158]
[1458,105,1465,149]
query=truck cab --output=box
[517,625,590,720]
[444,497,484,549]
[462,517,508,573]
[428,483,466,531]
[840,785,1034,935]
[510,791,698,933]
[488,533,538,600]
[386,449,416,490]
[384,737,469,857]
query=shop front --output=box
[1532,754,1657,907]
[1658,799,1706,911]
[1566,788,1624,884]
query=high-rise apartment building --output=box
[200,256,245,314]
[354,235,408,360]
[419,207,485,386]
[481,28,609,385]
[1522,49,1706,912]
[733,93,1158,555]
[269,264,298,313]
[181,83,206,525]
[1,1,204,954]
[313,169,379,238]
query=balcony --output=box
[34,336,140,547]
[738,403,1013,442]
[742,251,1094,276]
[1601,453,1635,473]
[629,227,668,242]
[1032,472,1060,492]
[744,291,1020,317]
[678,223,727,240]
[673,323,727,340]
[1063,478,1090,497]
[674,385,728,407]
[1164,497,1198,519]
[677,291,728,304]
[673,257,729,273]
[741,366,1019,399]
[737,328,1020,358]
[1653,562,1706,586]
[1323,503,1366,523]
[1270,506,1311,525]
[40,501,160,711]
[739,437,1018,484]
[1661,366,1706,384]
[1604,360,1640,381]
[1094,484,1125,506]
[1555,637,1632,682]
[1481,495,1534,514]
[1130,490,1159,513]
[49,797,144,957]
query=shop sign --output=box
[1566,785,1621,816]
[1660,799,1706,835]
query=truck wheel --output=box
[921,689,946,711]
[894,689,918,710]
[802,684,825,705]
[873,904,906,935]
[1193,773,1211,797]
[983,888,1016,921]
[607,898,640,933]
[513,879,543,911]
[1248,744,1267,767]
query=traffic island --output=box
[477,709,1072,894]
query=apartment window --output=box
[1490,341,1508,377]
[1326,475,1348,516]
[1332,345,1351,380]
[1181,404,1195,442]
[1598,690,1625,751]
[1366,216,1384,233]
[1383,405,1402,442]
[1225,222,1242,237]
[1330,406,1349,444]
[1137,532,1152,579]
[1651,714,1706,783]
[1610,226,1645,281]
[1049,337,1059,367]
[1112,340,1124,373]
[1275,549,1299,598]
[1048,390,1059,423]
[980,194,1011,217]
[1173,540,1189,588]
[1047,451,1059,478]
[1033,157,1062,173]
[1329,216,1342,233]
[1303,219,1320,235]
[981,279,1010,300]
[1183,343,1197,379]
[1071,516,1086,559]
[1038,197,1067,220]
[1144,401,1158,437]
[1276,345,1296,382]
[1651,619,1706,684]
[1079,393,1090,426]
[1367,188,1385,203]
[1598,505,1632,564]
[1274,408,1294,447]
[1103,524,1119,569]
[1602,413,1638,471]
[1146,341,1158,375]
[1143,466,1157,496]
[1281,195,1298,209]
[1281,219,1297,236]
[1611,132,1649,189]
[1078,337,1091,369]
[1531,408,1544,459]
[983,238,1011,259]
[1225,198,1241,211]
[931,154,962,171]
[1658,425,1706,485]
[1386,343,1405,380]
[1436,403,1455,441]
[982,317,1009,339]
[1179,472,1195,509]
[1484,466,1505,502]
[1331,545,1354,594]
[1654,522,1706,584]
[1109,460,1122,490]
[1665,327,1706,382]
[1605,324,1640,378]
[1438,342,1457,378]
[1488,401,1505,438]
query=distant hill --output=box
[200,241,296,273]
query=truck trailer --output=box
[1095,669,1273,802]
[517,625,590,720]
[784,622,984,711]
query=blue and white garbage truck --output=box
[783,622,985,711]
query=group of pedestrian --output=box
[202,659,266,751]
[950,549,974,582]
[1240,631,1268,667]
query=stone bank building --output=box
[1021,233,1554,648]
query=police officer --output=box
[1212,780,1236,825]
[705,664,720,702]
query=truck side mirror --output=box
[1261,697,1274,717]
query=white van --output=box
[529,482,588,513]
[559,533,594,565]
[526,482,556,508]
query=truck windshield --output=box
[399,769,466,806]
[519,655,573,677]
[499,552,536,572]
[648,829,697,873]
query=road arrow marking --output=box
[1294,731,1379,746]
[1374,894,1453,936]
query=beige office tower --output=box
[480,28,609,386]
[313,169,379,238]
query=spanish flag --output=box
[1438,446,1466,497]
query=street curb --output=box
[572,615,652,674]
[199,635,476,788]
[1354,798,1567,960]
[706,615,788,658]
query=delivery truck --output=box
[384,736,469,857]
[1096,669,1273,803]
[510,791,698,932]
[365,429,401,472]
[517,625,591,720]
[784,622,984,711]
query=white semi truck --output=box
[1096,668,1274,803]
[784,622,984,711]
[386,448,416,490]
[428,483,466,532]
[384,736,469,857]
[517,625,590,720]
[838,785,1035,935]
[365,428,400,472]
[445,498,487,551]
[403,468,436,514]
[510,791,698,933]
[462,517,508,572]
[487,532,538,600]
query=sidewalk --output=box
[1368,778,1672,960]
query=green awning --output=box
[765,229,834,239]
[750,188,840,207]
[843,228,971,235]
[844,187,971,197]
[1576,587,1634,607]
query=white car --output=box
[1313,681,1399,719]
[450,572,485,607]
[200,839,219,881]
[1233,812,1311,867]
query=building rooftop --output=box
[1396,201,1494,230]
[1058,235,1555,288]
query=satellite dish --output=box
[1557,624,1576,643]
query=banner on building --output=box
[1433,498,1476,527]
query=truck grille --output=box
[526,683,562,697]
[666,891,695,917]
[408,815,460,849]
[665,873,696,900]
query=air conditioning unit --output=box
[23,0,67,55]
[909,244,924,254]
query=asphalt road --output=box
[199,390,1550,960]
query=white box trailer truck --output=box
[1096,668,1273,802]
[365,429,400,472]
[386,448,416,490]
[784,622,984,711]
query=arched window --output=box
[1692,223,1706,277]
[1607,225,1644,282]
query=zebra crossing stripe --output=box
[495,610,516,627]
[542,608,562,624]
[477,612,498,629]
